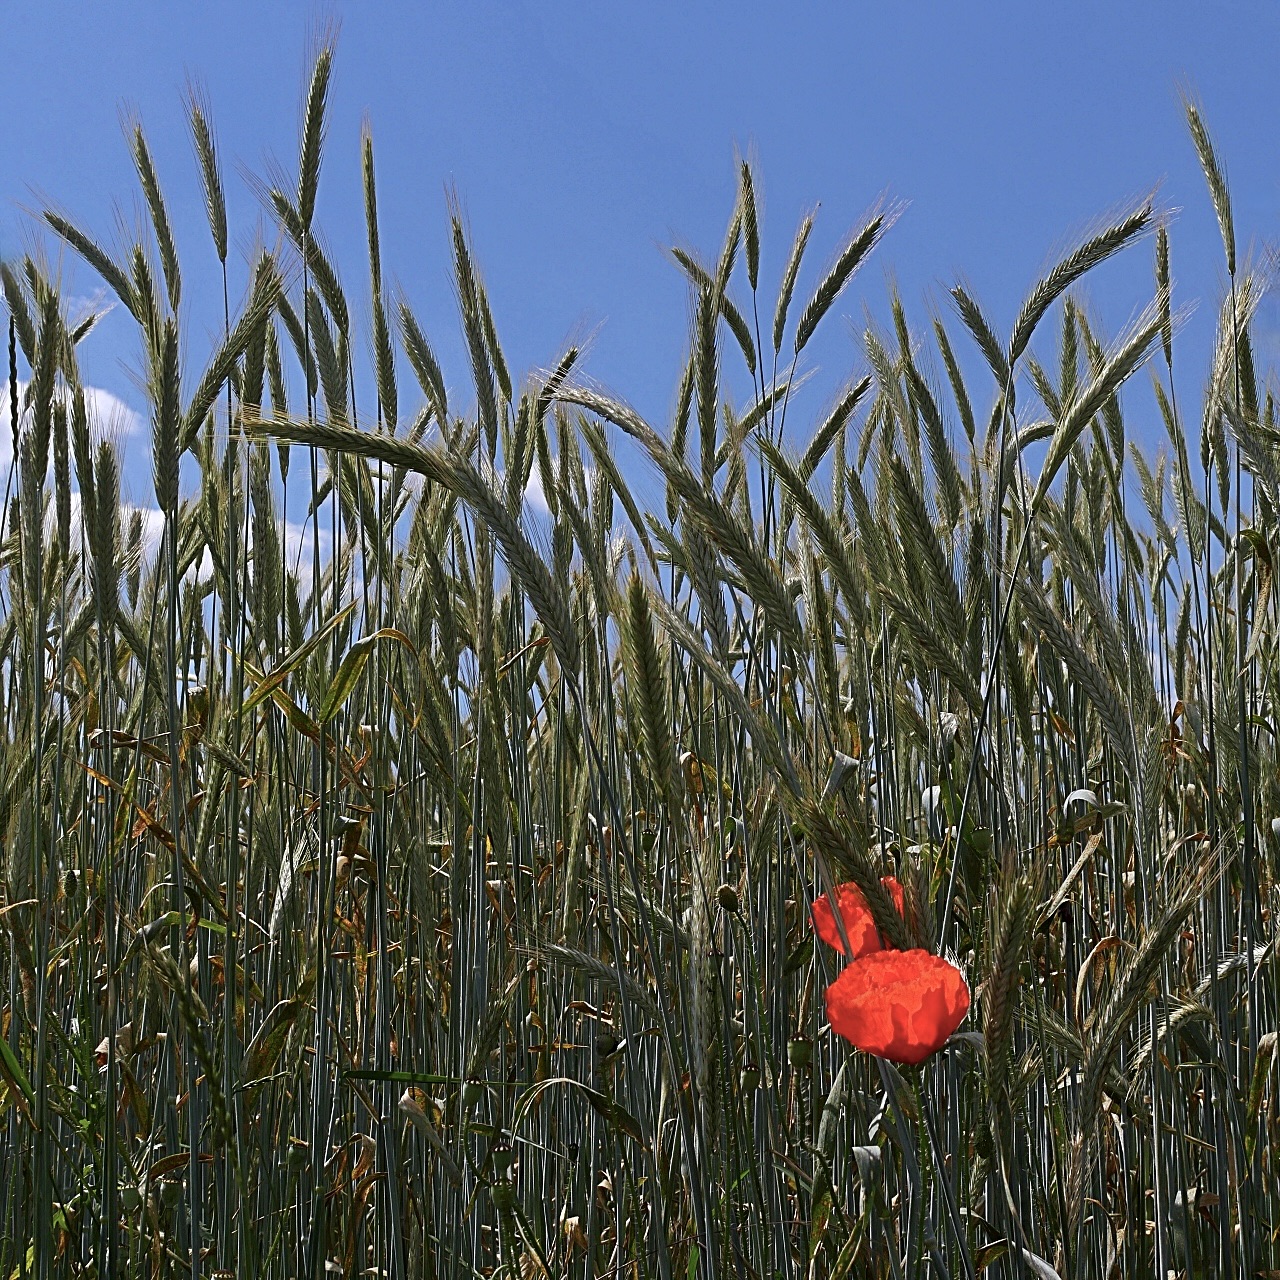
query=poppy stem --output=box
[914,1065,977,1280]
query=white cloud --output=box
[0,380,145,466]
[284,519,333,591]
[524,468,551,516]
[64,489,164,557]
[334,453,551,515]
[121,501,167,560]
[83,386,145,438]
[64,289,113,324]
[56,492,219,590]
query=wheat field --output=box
[0,42,1277,1280]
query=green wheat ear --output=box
[296,44,334,234]
[621,571,676,808]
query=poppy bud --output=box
[189,683,209,713]
[491,1140,515,1173]
[716,883,739,913]
[740,1061,761,1092]
[787,1035,812,1068]
[462,1077,485,1108]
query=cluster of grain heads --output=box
[1,42,1280,1280]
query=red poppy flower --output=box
[811,877,905,958]
[825,949,970,1065]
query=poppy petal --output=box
[811,876,905,958]
[825,949,970,1065]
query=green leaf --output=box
[344,1069,463,1086]
[318,636,377,724]
[240,968,317,1099]
[511,1076,646,1147]
[317,628,415,724]
[241,601,357,715]
[784,931,815,976]
[0,1034,35,1114]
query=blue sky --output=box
[1,1,1278,511]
